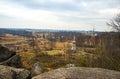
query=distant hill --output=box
[0,28,32,37]
[0,28,104,37]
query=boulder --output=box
[32,67,120,79]
[0,45,15,62]
[0,65,30,79]
[0,67,16,79]
[0,45,22,68]
[31,62,43,77]
[0,54,22,68]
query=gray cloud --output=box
[0,0,119,31]
[2,0,120,12]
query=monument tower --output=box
[71,36,76,51]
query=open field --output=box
[0,30,120,72]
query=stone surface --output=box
[31,62,43,77]
[0,45,22,68]
[32,67,120,79]
[0,45,15,62]
[0,68,16,79]
[0,65,30,79]
[1,54,22,68]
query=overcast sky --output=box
[0,0,120,31]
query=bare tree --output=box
[107,13,120,32]
[107,13,120,47]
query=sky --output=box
[0,0,120,31]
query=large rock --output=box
[31,62,43,77]
[0,45,22,68]
[0,45,15,62]
[0,54,22,68]
[0,67,16,79]
[32,67,120,79]
[0,65,30,79]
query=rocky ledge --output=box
[32,67,120,79]
[0,45,22,68]
[0,65,30,79]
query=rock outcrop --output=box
[0,45,15,62]
[0,45,22,68]
[31,62,43,77]
[32,67,120,79]
[0,65,30,79]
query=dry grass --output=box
[46,50,65,55]
[19,52,36,69]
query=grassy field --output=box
[46,50,65,55]
[20,46,120,72]
[20,49,96,71]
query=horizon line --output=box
[0,27,109,32]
